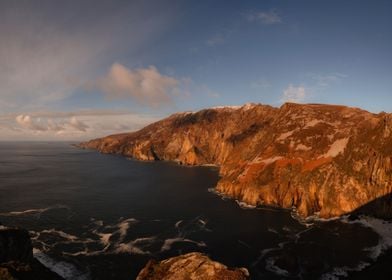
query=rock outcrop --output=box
[136,252,249,280]
[0,226,63,280]
[80,103,392,218]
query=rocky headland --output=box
[136,252,249,280]
[79,102,392,219]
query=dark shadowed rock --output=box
[0,226,63,280]
[136,252,249,280]
[0,227,32,264]
[80,103,392,219]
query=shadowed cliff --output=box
[79,102,392,219]
[349,192,392,220]
[0,225,63,280]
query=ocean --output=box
[0,142,390,279]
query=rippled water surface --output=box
[0,142,388,279]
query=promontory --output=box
[79,103,392,219]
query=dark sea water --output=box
[0,142,390,280]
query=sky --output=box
[0,0,391,140]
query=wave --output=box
[175,220,183,229]
[340,216,392,260]
[117,218,138,239]
[33,248,89,280]
[160,237,206,252]
[0,204,69,217]
[320,262,370,280]
[31,215,210,264]
[114,236,156,255]
[265,257,289,277]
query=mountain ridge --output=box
[79,102,392,218]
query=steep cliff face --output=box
[80,103,392,218]
[0,226,63,279]
[136,252,249,280]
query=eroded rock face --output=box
[136,252,249,280]
[0,226,63,280]
[80,103,392,218]
[0,227,32,264]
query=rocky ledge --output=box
[80,102,392,219]
[0,225,63,280]
[136,252,249,280]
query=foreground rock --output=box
[0,226,63,280]
[136,252,249,280]
[80,103,392,218]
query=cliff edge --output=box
[136,252,249,280]
[80,103,392,218]
[0,225,63,280]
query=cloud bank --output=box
[0,110,159,141]
[16,115,89,133]
[97,63,179,108]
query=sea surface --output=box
[0,142,391,280]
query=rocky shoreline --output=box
[79,102,392,219]
[136,252,249,280]
[0,224,63,280]
[0,223,249,280]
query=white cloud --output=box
[282,85,307,103]
[0,2,173,113]
[2,110,159,141]
[246,10,282,25]
[15,115,88,133]
[97,63,180,108]
[16,115,47,131]
[69,117,89,132]
[309,73,347,87]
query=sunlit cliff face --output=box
[80,102,392,219]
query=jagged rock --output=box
[136,252,249,280]
[0,227,32,264]
[0,267,15,280]
[80,102,392,218]
[0,226,63,280]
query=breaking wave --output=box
[0,204,69,217]
[33,248,90,280]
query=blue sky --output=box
[0,0,391,140]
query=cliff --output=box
[80,103,392,218]
[136,252,249,280]
[0,225,63,279]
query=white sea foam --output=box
[0,205,69,217]
[235,200,257,209]
[320,262,370,280]
[97,233,112,248]
[267,228,278,234]
[33,248,89,280]
[175,220,183,228]
[117,218,138,239]
[160,237,206,252]
[40,229,80,242]
[114,236,156,255]
[341,216,392,260]
[265,257,289,277]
